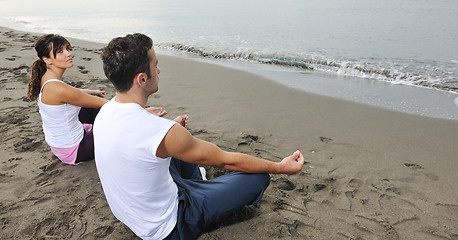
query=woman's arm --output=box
[43,81,108,108]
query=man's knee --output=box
[251,173,270,190]
[247,173,270,205]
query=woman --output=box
[28,34,168,165]
[27,34,109,165]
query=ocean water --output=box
[1,0,458,119]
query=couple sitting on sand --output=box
[28,33,304,240]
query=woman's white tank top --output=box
[37,79,83,148]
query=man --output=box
[94,33,304,240]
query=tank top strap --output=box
[40,79,64,93]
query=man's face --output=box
[146,48,160,94]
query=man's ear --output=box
[134,72,146,87]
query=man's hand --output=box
[146,107,168,117]
[279,150,304,174]
[174,115,188,128]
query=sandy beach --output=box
[1,26,458,239]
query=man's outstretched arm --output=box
[157,124,304,174]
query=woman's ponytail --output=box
[28,58,47,101]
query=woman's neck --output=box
[42,67,65,81]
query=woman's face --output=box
[48,43,73,69]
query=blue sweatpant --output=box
[165,158,270,240]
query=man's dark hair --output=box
[101,33,153,92]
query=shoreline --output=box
[1,26,458,239]
[158,48,458,121]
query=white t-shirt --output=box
[94,98,178,240]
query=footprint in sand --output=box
[4,55,21,61]
[274,177,296,191]
[376,194,424,233]
[236,142,251,154]
[39,161,60,172]
[0,109,29,124]
[235,134,259,154]
[5,57,16,61]
[404,163,439,181]
[371,178,401,195]
[0,172,12,182]
[13,137,42,153]
[77,66,89,74]
[34,169,62,187]
[348,178,363,188]
[69,81,84,88]
[92,225,115,238]
[320,136,333,143]
[33,217,58,238]
[69,215,88,237]
[2,163,18,172]
[0,41,13,51]
[404,163,423,170]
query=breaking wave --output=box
[159,43,458,94]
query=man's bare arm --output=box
[156,125,304,174]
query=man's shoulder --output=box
[98,100,143,117]
[97,100,176,128]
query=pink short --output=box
[49,124,92,165]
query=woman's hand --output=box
[146,107,168,117]
[174,115,188,128]
[82,89,106,98]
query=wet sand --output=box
[1,26,457,239]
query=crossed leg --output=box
[166,158,270,239]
